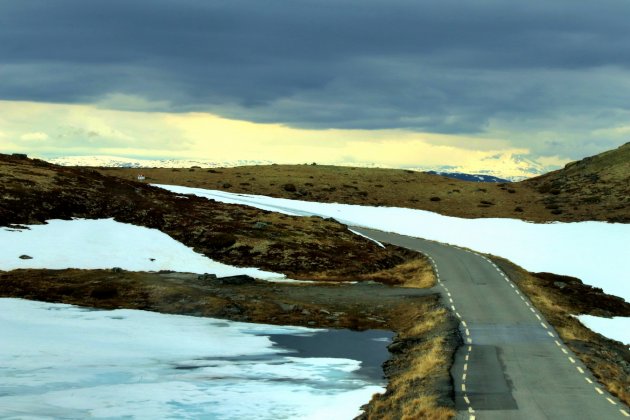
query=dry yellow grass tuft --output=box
[360,297,457,419]
[359,257,436,288]
[363,336,456,420]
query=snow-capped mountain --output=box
[45,155,274,168]
[409,153,558,181]
[43,152,558,181]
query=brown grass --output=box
[366,337,455,420]
[361,300,457,419]
[359,258,436,288]
[0,154,426,283]
[99,142,630,223]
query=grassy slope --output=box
[100,142,629,223]
[524,142,630,222]
[0,154,422,281]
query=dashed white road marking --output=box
[426,249,624,418]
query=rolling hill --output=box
[96,143,629,223]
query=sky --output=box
[1,0,629,169]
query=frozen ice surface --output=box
[0,218,291,281]
[0,298,386,419]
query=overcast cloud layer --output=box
[1,0,629,159]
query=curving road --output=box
[352,227,628,420]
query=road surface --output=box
[353,227,628,420]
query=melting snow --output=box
[0,218,291,281]
[0,298,386,419]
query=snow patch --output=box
[156,185,630,303]
[576,315,629,345]
[0,218,291,281]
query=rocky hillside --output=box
[524,142,630,222]
[0,154,419,280]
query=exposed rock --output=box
[282,183,297,192]
[216,275,256,285]
[278,302,297,312]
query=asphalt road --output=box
[352,227,628,420]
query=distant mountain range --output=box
[408,152,557,181]
[425,171,510,183]
[45,155,274,169]
[43,152,558,181]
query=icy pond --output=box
[0,298,391,419]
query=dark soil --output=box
[0,154,419,280]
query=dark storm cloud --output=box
[1,0,630,157]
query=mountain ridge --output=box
[43,152,557,181]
